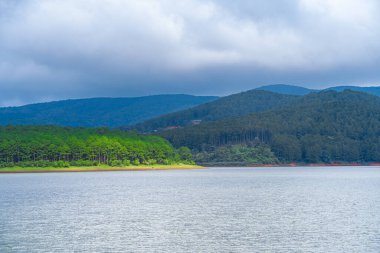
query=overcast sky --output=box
[1,0,380,106]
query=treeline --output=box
[0,126,193,168]
[159,91,380,164]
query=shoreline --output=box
[1,163,379,174]
[200,162,380,167]
[250,163,380,167]
[0,164,205,174]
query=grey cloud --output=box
[0,0,380,106]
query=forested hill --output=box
[160,90,380,164]
[132,90,297,132]
[0,95,217,128]
[0,126,193,168]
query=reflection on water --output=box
[1,167,380,252]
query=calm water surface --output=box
[1,167,380,252]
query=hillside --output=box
[160,90,380,164]
[0,95,218,128]
[132,90,297,132]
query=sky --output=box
[1,0,380,106]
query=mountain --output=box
[326,86,380,96]
[131,90,298,132]
[159,90,380,164]
[256,84,317,95]
[0,95,218,128]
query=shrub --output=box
[122,159,131,166]
[70,160,96,167]
[132,159,140,166]
[160,159,171,165]
[56,161,70,168]
[35,160,49,167]
[146,159,157,165]
[110,160,123,167]
[0,162,14,168]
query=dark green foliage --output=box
[159,90,380,164]
[133,90,297,132]
[0,95,217,128]
[0,125,190,167]
[195,144,278,165]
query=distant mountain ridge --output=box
[326,86,380,96]
[256,84,380,96]
[0,95,218,128]
[256,84,317,95]
[1,83,380,129]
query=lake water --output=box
[1,167,380,252]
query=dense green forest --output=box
[195,144,278,165]
[0,126,193,168]
[158,90,380,164]
[0,95,217,128]
[132,90,297,132]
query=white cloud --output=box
[300,0,377,25]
